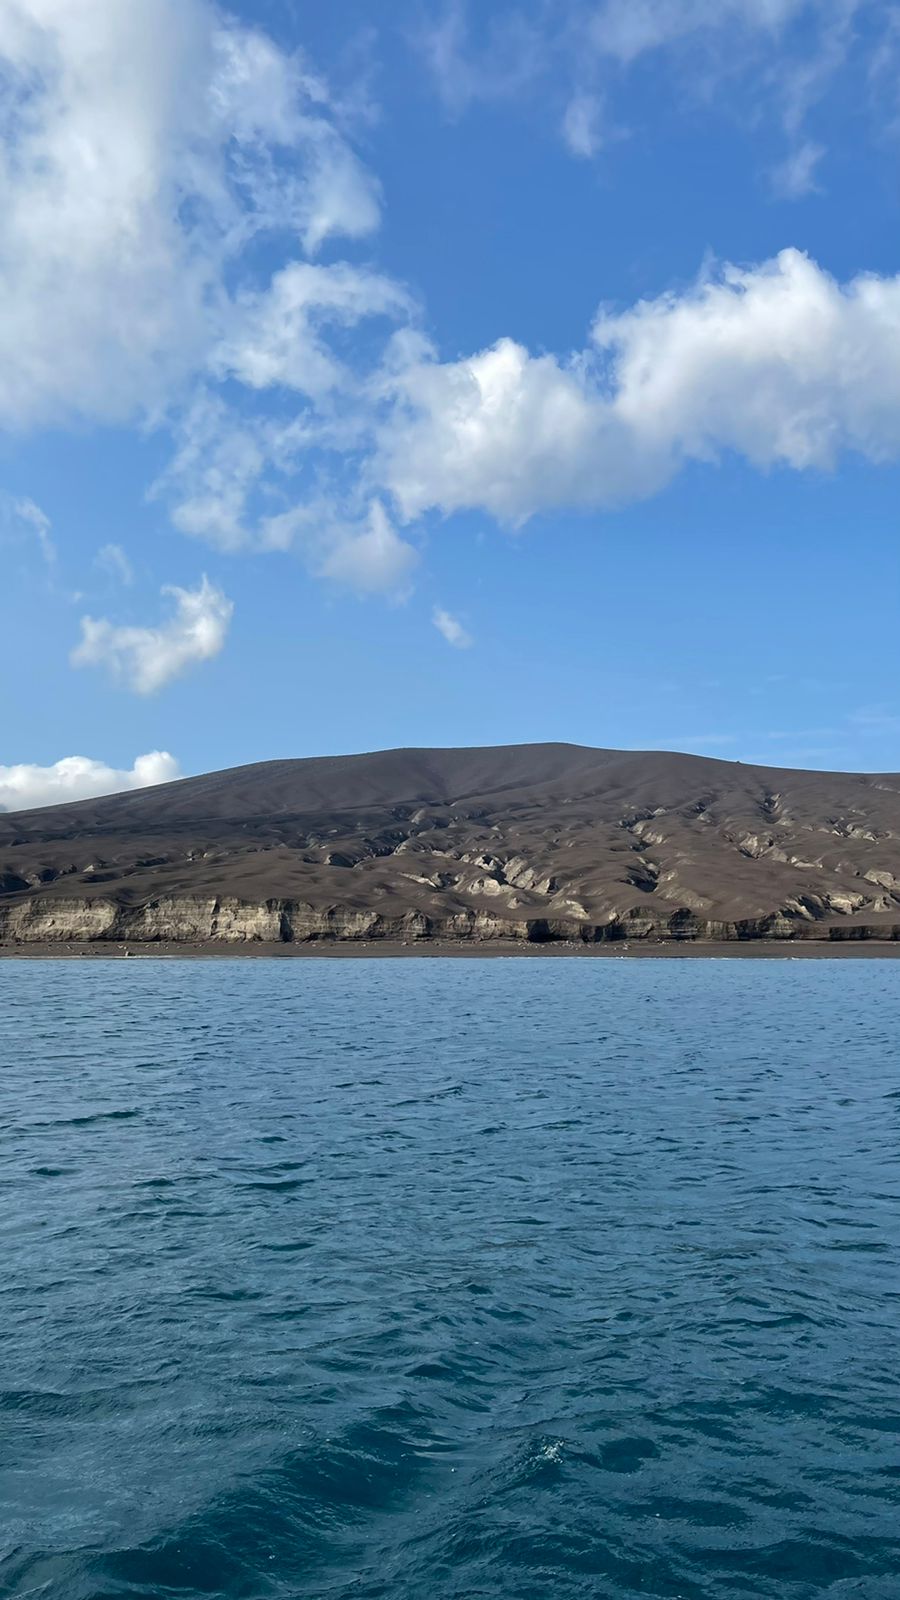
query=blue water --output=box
[2,959,900,1600]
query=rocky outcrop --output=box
[1,896,122,942]
[1,893,899,946]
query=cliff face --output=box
[2,743,900,944]
[1,894,898,946]
[0,894,818,945]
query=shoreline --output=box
[3,938,900,960]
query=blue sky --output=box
[1,0,900,807]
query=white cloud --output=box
[771,138,825,197]
[155,392,270,553]
[2,0,897,638]
[595,248,900,470]
[0,750,181,811]
[0,1,418,638]
[155,386,417,593]
[317,500,419,593]
[0,494,55,564]
[0,0,382,430]
[253,495,419,594]
[561,91,605,158]
[215,261,411,396]
[72,575,233,693]
[432,606,473,648]
[95,543,135,585]
[418,1,540,113]
[583,0,810,64]
[418,0,870,179]
[298,132,382,255]
[376,249,900,524]
[152,254,414,566]
[378,334,653,522]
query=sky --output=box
[2,0,900,808]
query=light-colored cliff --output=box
[1,893,898,945]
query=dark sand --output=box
[3,940,900,960]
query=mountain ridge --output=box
[2,743,900,944]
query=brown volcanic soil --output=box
[2,742,900,940]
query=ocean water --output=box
[2,959,900,1600]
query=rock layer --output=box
[2,743,900,945]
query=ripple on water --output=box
[2,958,900,1599]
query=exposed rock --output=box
[864,868,897,890]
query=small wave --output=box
[4,960,900,1598]
[27,1108,141,1130]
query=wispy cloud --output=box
[415,0,876,179]
[317,501,419,594]
[561,91,606,158]
[417,0,540,114]
[95,544,135,586]
[771,139,825,197]
[432,606,473,648]
[847,705,900,735]
[628,733,738,754]
[1,495,55,566]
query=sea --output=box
[2,957,900,1600]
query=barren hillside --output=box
[2,743,900,943]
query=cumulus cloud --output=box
[0,1,419,643]
[72,575,233,693]
[378,334,654,522]
[4,0,899,644]
[376,249,900,525]
[594,248,900,470]
[0,0,382,430]
[0,750,181,812]
[159,241,900,559]
[432,606,473,648]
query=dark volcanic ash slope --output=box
[2,743,900,943]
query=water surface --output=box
[2,959,899,1598]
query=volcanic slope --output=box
[2,743,900,943]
